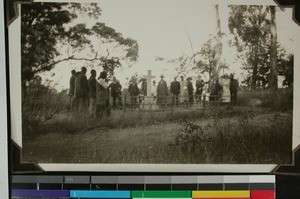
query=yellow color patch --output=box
[192,190,250,198]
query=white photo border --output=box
[9,0,300,172]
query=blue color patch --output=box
[12,189,69,197]
[70,190,131,198]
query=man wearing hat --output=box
[187,77,194,104]
[141,78,147,96]
[170,76,180,106]
[157,74,168,105]
[69,69,77,111]
[195,75,204,103]
[88,69,97,116]
[109,76,122,109]
[75,67,89,112]
[229,73,239,105]
[128,77,139,107]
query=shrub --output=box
[22,84,69,137]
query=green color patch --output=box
[131,191,191,198]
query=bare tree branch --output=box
[33,56,106,74]
[105,49,110,59]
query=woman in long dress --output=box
[179,75,188,103]
[96,71,110,118]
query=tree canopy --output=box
[21,2,139,85]
[228,5,293,89]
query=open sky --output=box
[39,0,298,91]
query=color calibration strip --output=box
[11,175,275,199]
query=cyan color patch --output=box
[70,190,130,198]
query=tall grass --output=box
[26,110,292,164]
[23,87,293,138]
[171,110,292,164]
[237,88,293,111]
[22,87,69,138]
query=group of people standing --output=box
[69,67,122,117]
[152,75,206,106]
[133,73,239,106]
[69,68,240,116]
[125,74,205,107]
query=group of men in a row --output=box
[125,75,205,107]
[127,73,239,106]
[156,75,206,105]
[69,67,122,117]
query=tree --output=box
[21,3,72,83]
[269,6,278,90]
[211,5,223,83]
[228,5,270,90]
[21,2,139,93]
[191,36,228,84]
[229,5,292,90]
[278,54,293,87]
[155,5,225,90]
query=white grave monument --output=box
[140,70,158,110]
[220,76,231,103]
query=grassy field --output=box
[22,88,293,164]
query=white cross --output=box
[143,70,156,96]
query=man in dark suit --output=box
[69,69,77,110]
[195,75,204,103]
[109,76,122,109]
[88,69,97,116]
[229,73,239,105]
[75,67,89,112]
[170,77,180,106]
[187,77,194,104]
[157,74,168,106]
[128,78,139,107]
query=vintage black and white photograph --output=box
[18,0,295,164]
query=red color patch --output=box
[251,190,275,199]
[193,198,250,199]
